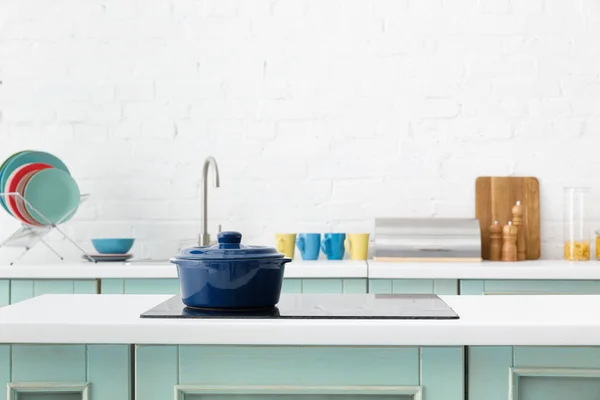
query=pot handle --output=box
[321,237,330,256]
[218,231,242,249]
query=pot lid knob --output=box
[217,231,242,247]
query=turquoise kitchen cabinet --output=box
[101,278,367,295]
[9,280,97,304]
[136,345,463,400]
[460,280,600,295]
[469,346,600,400]
[285,279,368,294]
[369,279,459,295]
[0,344,130,400]
[100,278,180,294]
[0,280,8,307]
[282,279,303,293]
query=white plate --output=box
[83,254,133,262]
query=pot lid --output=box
[173,231,285,261]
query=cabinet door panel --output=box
[88,345,131,400]
[282,279,302,293]
[515,347,600,369]
[73,280,98,294]
[177,346,419,386]
[9,280,97,304]
[343,279,367,293]
[422,347,463,400]
[0,346,9,400]
[485,280,600,294]
[468,346,513,400]
[123,279,180,294]
[469,346,600,400]
[100,279,125,294]
[518,376,600,400]
[135,345,178,400]
[17,394,80,400]
[10,280,34,303]
[137,345,463,400]
[392,280,434,294]
[0,280,8,307]
[369,280,458,295]
[182,393,413,400]
[12,345,86,382]
[6,345,128,400]
[368,279,392,294]
[461,280,600,295]
[301,279,343,294]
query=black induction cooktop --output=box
[140,294,459,320]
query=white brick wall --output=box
[0,0,599,261]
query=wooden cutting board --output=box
[475,177,540,260]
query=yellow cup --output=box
[276,233,296,259]
[344,233,369,260]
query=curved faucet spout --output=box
[203,156,220,188]
[200,156,220,246]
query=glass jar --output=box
[596,231,600,260]
[564,187,591,261]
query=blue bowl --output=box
[91,238,135,255]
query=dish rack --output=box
[0,192,93,265]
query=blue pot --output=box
[170,231,292,309]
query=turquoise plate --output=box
[0,151,69,213]
[24,169,80,225]
[0,150,31,213]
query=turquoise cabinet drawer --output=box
[136,345,463,400]
[298,279,367,294]
[300,279,344,294]
[101,279,368,295]
[9,280,98,304]
[369,279,458,295]
[469,346,600,400]
[461,280,600,295]
[282,279,303,293]
[1,344,129,400]
[0,280,8,307]
[283,279,367,294]
[100,279,180,294]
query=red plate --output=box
[5,163,53,224]
[15,170,41,225]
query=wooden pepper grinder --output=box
[502,221,518,262]
[511,200,526,261]
[489,221,503,261]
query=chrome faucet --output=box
[199,156,220,246]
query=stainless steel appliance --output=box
[374,218,482,262]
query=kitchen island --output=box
[2,294,600,400]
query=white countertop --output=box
[369,260,600,280]
[0,260,367,279]
[1,293,600,346]
[2,259,600,280]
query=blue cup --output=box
[296,233,321,260]
[321,233,346,260]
